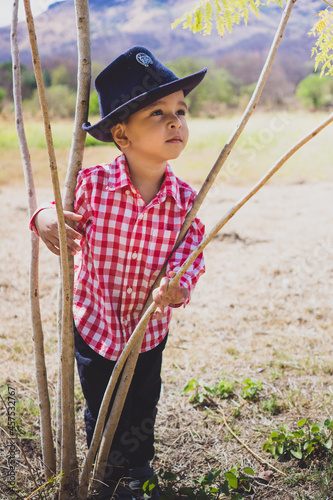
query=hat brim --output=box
[82,68,207,143]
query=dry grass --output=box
[1,111,333,498]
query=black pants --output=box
[74,325,167,480]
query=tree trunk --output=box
[11,0,56,480]
[22,1,75,496]
[58,0,91,490]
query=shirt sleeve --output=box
[73,170,93,234]
[28,168,91,238]
[29,201,55,236]
[165,215,205,307]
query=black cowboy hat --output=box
[82,46,207,143]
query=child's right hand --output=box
[34,208,83,256]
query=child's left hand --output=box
[152,271,189,320]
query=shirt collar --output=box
[158,163,182,209]
[108,154,132,191]
[108,154,182,209]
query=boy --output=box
[31,46,206,499]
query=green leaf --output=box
[304,443,315,455]
[243,467,255,475]
[290,449,303,459]
[292,430,304,439]
[161,471,177,481]
[184,379,198,393]
[297,418,307,428]
[220,480,230,495]
[225,471,238,489]
[276,444,284,456]
[231,493,245,500]
[179,486,195,497]
[325,438,332,449]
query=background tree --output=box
[0,86,6,110]
[172,0,333,77]
[296,72,333,109]
[168,57,239,115]
[51,64,76,87]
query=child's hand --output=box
[34,208,83,256]
[152,271,189,320]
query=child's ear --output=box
[111,123,130,149]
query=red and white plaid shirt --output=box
[31,154,205,360]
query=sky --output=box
[0,0,65,28]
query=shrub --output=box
[296,73,333,109]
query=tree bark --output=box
[57,0,91,488]
[22,1,75,496]
[11,0,56,480]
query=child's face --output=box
[114,90,189,165]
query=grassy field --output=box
[1,110,333,499]
[1,110,333,188]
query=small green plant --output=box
[195,469,223,498]
[260,395,287,416]
[145,466,255,499]
[240,378,263,401]
[14,397,40,439]
[263,418,333,461]
[222,465,255,498]
[183,378,236,405]
[142,474,160,499]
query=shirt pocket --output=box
[146,227,178,270]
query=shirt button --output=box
[127,287,133,294]
[125,190,130,195]
[123,319,128,326]
[132,252,138,259]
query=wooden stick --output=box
[90,0,298,489]
[156,111,333,296]
[92,336,147,489]
[10,0,56,479]
[78,331,147,498]
[144,0,298,305]
[22,1,74,496]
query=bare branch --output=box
[64,0,91,211]
[147,111,333,310]
[11,0,56,479]
[91,337,147,490]
[146,0,298,304]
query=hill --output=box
[0,0,324,81]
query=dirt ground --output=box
[1,178,333,499]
